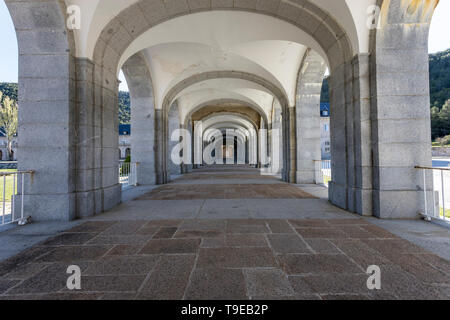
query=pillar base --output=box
[156,170,169,185]
[18,193,76,222]
[296,170,315,184]
[373,190,424,219]
[328,181,347,210]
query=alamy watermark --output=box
[66,5,81,30]
[66,265,81,290]
[168,122,281,173]
[367,265,381,290]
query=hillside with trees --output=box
[118,91,130,124]
[0,83,132,125]
[429,49,450,109]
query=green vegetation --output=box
[120,155,131,175]
[429,49,450,109]
[433,134,450,147]
[0,92,18,160]
[118,91,130,124]
[0,83,132,126]
[431,99,450,140]
[0,83,17,102]
[0,169,18,203]
[440,207,450,219]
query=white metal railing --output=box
[119,162,138,189]
[0,170,34,226]
[315,160,331,187]
[416,166,449,223]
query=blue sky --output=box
[1,0,449,89]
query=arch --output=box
[153,70,291,184]
[162,71,289,112]
[203,123,256,165]
[202,115,257,134]
[202,114,259,167]
[202,112,259,133]
[92,2,353,75]
[90,2,354,187]
[183,99,269,129]
[176,83,274,124]
[204,125,250,143]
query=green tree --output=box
[0,92,18,160]
[118,91,131,124]
[431,106,442,139]
[431,99,450,140]
[438,99,450,134]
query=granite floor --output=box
[0,166,448,300]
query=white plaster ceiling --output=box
[65,0,372,59]
[203,115,256,133]
[176,78,275,121]
[63,0,375,126]
[204,126,249,143]
[122,11,316,108]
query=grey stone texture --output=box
[296,49,327,184]
[6,0,438,221]
[369,0,435,219]
[168,102,181,177]
[122,53,156,185]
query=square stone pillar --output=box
[130,95,156,185]
[11,0,77,221]
[168,102,181,177]
[371,32,433,219]
[329,62,349,210]
[122,53,156,185]
[352,54,373,216]
[295,50,325,184]
[75,59,96,218]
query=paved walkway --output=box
[0,166,449,300]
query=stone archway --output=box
[156,71,291,184]
[89,1,353,187]
[88,1,353,188]
[5,0,440,221]
[183,99,269,130]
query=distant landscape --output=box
[1,49,449,142]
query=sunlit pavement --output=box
[0,166,448,300]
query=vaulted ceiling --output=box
[65,0,376,127]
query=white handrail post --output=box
[423,169,428,217]
[442,170,446,220]
[2,175,5,224]
[21,173,24,220]
[432,171,437,218]
[12,173,16,222]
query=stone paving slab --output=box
[138,184,317,200]
[0,218,448,300]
